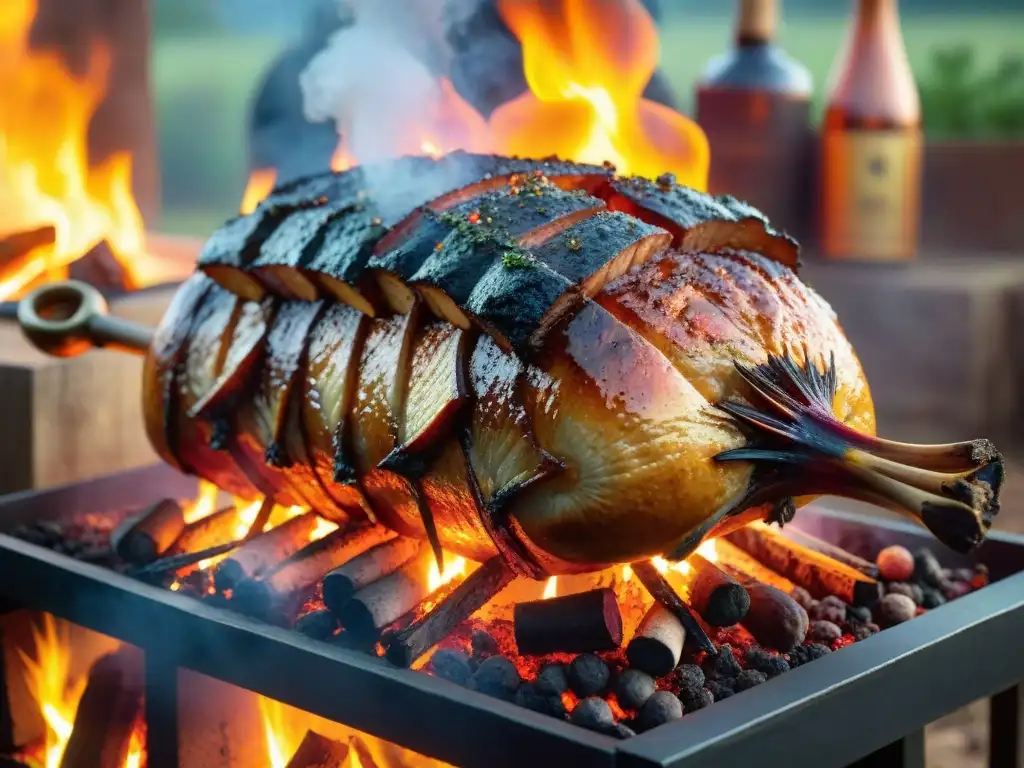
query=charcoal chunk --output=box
[877,594,916,626]
[470,655,521,699]
[429,649,473,686]
[567,653,610,698]
[570,697,614,731]
[733,669,767,692]
[637,691,683,732]
[514,683,565,718]
[294,609,340,641]
[704,680,734,702]
[535,662,569,697]
[921,586,947,609]
[846,604,873,625]
[789,586,814,609]
[703,644,742,681]
[913,549,945,588]
[613,669,655,711]
[808,620,842,644]
[471,629,499,659]
[744,647,790,678]
[680,686,715,712]
[788,643,832,668]
[607,722,636,739]
[809,601,846,625]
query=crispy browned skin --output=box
[143,157,1000,576]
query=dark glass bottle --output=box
[820,0,922,261]
[695,0,813,237]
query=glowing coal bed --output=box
[0,466,1019,768]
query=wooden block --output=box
[804,257,1024,446]
[0,241,195,493]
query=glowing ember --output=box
[0,0,170,299]
[542,576,558,599]
[492,0,708,187]
[621,564,633,582]
[16,615,86,768]
[427,555,467,593]
[240,169,278,215]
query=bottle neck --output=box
[734,0,777,47]
[855,0,898,30]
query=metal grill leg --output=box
[991,684,1024,768]
[144,652,179,768]
[849,729,925,768]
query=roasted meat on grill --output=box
[134,152,1001,578]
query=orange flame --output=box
[17,615,85,768]
[492,0,708,187]
[245,4,708,210]
[240,169,278,215]
[0,0,157,300]
[258,695,302,768]
[427,554,467,593]
[542,576,558,599]
[182,480,221,525]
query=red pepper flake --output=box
[467,211,481,224]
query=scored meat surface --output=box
[142,153,999,577]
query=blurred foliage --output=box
[151,0,221,39]
[919,46,1024,139]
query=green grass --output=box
[153,13,1024,236]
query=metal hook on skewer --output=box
[16,279,154,357]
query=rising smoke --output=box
[299,0,502,220]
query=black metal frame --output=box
[0,464,1021,768]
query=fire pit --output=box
[0,465,1019,768]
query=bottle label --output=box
[821,129,922,261]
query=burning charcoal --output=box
[535,662,569,697]
[877,593,916,626]
[470,655,520,700]
[789,586,814,610]
[921,586,947,609]
[705,680,734,702]
[846,604,873,625]
[471,629,499,659]
[788,643,831,668]
[608,723,636,739]
[734,669,767,692]
[514,588,623,656]
[876,545,915,582]
[570,697,614,732]
[514,683,565,718]
[294,609,340,641]
[430,649,473,686]
[703,644,741,681]
[680,687,714,712]
[913,548,945,588]
[636,690,683,732]
[808,600,846,625]
[112,499,187,565]
[852,624,878,641]
[567,653,610,697]
[613,669,655,711]
[744,647,790,679]
[808,620,842,644]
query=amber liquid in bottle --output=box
[696,0,813,237]
[820,0,922,261]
